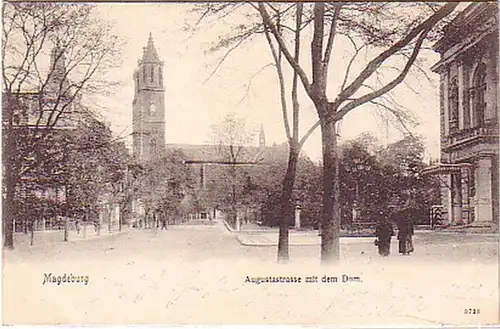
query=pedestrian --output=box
[374,211,394,257]
[161,216,167,230]
[397,211,414,255]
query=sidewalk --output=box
[236,231,379,246]
[233,229,497,247]
[12,225,128,250]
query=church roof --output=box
[141,33,160,63]
[166,142,289,165]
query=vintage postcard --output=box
[2,1,498,326]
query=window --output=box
[448,77,459,131]
[150,66,154,83]
[143,67,146,82]
[470,63,486,127]
[200,166,205,188]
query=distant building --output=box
[166,126,282,221]
[6,46,84,130]
[3,45,90,231]
[423,3,499,226]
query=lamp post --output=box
[348,159,372,222]
[294,201,302,230]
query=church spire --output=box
[141,32,160,63]
[134,33,164,92]
[259,123,266,148]
[47,43,69,94]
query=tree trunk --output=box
[30,221,35,246]
[3,121,16,249]
[277,146,299,263]
[64,217,69,241]
[231,173,237,229]
[3,174,16,249]
[119,203,123,232]
[320,119,341,264]
[108,206,112,233]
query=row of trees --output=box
[11,116,131,238]
[2,3,123,248]
[204,117,439,231]
[193,2,459,263]
[132,150,195,228]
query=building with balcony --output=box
[423,2,499,226]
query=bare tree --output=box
[262,3,319,262]
[209,112,259,229]
[2,3,122,248]
[194,2,458,263]
[257,2,458,263]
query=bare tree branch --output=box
[311,3,326,99]
[291,3,302,144]
[299,120,320,149]
[203,30,253,85]
[333,2,458,107]
[323,4,342,69]
[258,3,312,97]
[236,63,274,107]
[264,26,291,142]
[333,26,431,121]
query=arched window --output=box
[448,77,459,131]
[142,67,146,82]
[470,63,487,127]
[150,66,154,83]
[159,67,163,84]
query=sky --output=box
[90,3,446,162]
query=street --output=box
[3,220,498,325]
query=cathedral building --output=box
[423,2,499,227]
[131,34,278,222]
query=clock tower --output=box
[132,33,165,162]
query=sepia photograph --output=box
[2,1,499,326]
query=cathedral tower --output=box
[132,33,165,162]
[259,123,266,149]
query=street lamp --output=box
[348,159,372,222]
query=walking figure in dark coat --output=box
[160,212,168,230]
[374,212,394,257]
[397,210,415,255]
[161,218,168,230]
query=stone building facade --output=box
[424,3,499,226]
